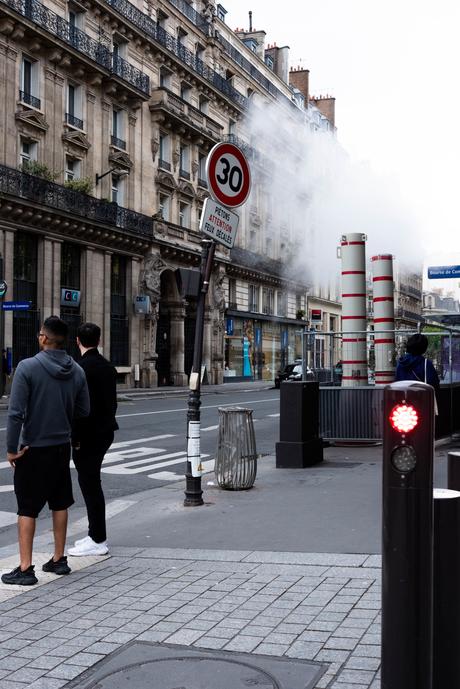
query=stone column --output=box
[102,251,112,360]
[169,301,188,386]
[141,304,158,388]
[38,237,61,320]
[1,229,14,351]
[3,45,18,167]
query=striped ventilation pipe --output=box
[341,233,368,387]
[372,254,395,385]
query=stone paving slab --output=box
[0,548,381,689]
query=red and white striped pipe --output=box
[341,233,368,387]
[372,254,395,385]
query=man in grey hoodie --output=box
[2,316,90,586]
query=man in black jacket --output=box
[69,322,118,556]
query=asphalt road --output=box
[0,386,280,521]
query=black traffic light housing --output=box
[175,268,201,299]
[381,381,435,689]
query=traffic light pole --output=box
[381,381,435,689]
[184,239,216,507]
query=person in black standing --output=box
[68,322,118,556]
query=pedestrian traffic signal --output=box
[389,403,419,433]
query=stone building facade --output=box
[0,0,339,386]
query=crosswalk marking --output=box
[268,413,280,418]
[111,434,175,449]
[103,452,210,475]
[201,425,219,432]
[151,458,215,481]
[103,447,167,466]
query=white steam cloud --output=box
[246,101,422,287]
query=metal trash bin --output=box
[215,407,257,490]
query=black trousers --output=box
[73,432,114,544]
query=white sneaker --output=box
[73,536,91,548]
[68,537,109,557]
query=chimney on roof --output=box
[249,10,252,31]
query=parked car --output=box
[287,364,314,382]
[274,363,298,388]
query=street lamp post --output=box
[184,238,216,507]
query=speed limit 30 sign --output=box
[206,142,251,208]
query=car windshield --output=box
[292,365,302,375]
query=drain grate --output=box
[68,641,326,689]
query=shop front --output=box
[224,314,303,382]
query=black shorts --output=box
[14,443,74,518]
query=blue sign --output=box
[428,265,460,279]
[60,288,81,307]
[2,301,31,311]
[255,327,261,347]
[226,318,234,336]
[281,330,288,348]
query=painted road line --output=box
[0,511,17,528]
[0,485,13,493]
[103,447,168,466]
[116,398,279,419]
[201,425,219,432]
[268,413,280,418]
[103,453,210,475]
[151,458,215,481]
[111,434,176,449]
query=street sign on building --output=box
[133,295,151,314]
[205,142,251,208]
[311,309,322,323]
[2,301,30,311]
[428,265,460,279]
[199,198,239,249]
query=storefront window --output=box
[261,321,281,381]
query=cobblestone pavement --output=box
[0,547,381,689]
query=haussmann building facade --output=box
[0,0,339,386]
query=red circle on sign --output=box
[206,143,251,208]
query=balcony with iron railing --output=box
[18,90,41,109]
[0,163,153,237]
[150,88,223,142]
[399,283,422,300]
[165,0,297,113]
[103,0,246,109]
[158,159,171,172]
[179,169,190,180]
[111,135,126,150]
[0,0,150,96]
[65,112,84,130]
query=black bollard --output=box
[433,488,460,689]
[381,382,434,689]
[275,381,323,468]
[447,451,460,491]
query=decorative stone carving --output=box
[172,147,179,172]
[151,138,159,161]
[155,170,176,190]
[213,268,226,313]
[108,149,132,169]
[15,109,49,133]
[140,253,169,299]
[61,129,91,151]
[191,159,199,180]
[178,180,195,197]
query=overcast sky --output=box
[227,0,460,293]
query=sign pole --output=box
[184,239,216,507]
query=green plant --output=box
[296,309,306,320]
[20,160,58,181]
[63,177,93,194]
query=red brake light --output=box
[390,404,419,433]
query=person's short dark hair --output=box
[77,322,101,348]
[406,333,428,356]
[43,316,68,346]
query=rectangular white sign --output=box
[199,198,239,249]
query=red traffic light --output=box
[389,404,419,433]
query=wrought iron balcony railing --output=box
[197,178,208,188]
[111,135,126,150]
[168,0,209,33]
[104,0,247,109]
[112,54,150,95]
[65,112,84,129]
[0,0,149,95]
[158,159,171,171]
[18,89,41,109]
[0,164,153,237]
[179,169,190,180]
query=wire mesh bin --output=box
[215,407,257,490]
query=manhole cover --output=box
[69,642,325,689]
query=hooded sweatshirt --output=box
[395,353,440,389]
[7,349,90,454]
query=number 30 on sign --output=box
[206,142,251,208]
